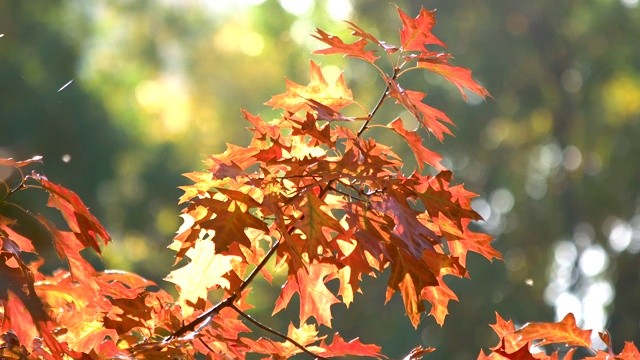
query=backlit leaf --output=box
[397,6,446,51]
[165,239,241,316]
[312,28,379,63]
[265,60,354,113]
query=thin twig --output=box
[229,303,330,360]
[356,68,399,137]
[0,177,27,206]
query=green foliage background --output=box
[1,0,639,358]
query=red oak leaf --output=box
[417,61,491,100]
[345,20,399,53]
[265,60,354,113]
[421,275,459,326]
[34,176,111,254]
[397,6,446,51]
[386,81,455,141]
[388,117,446,171]
[514,313,592,348]
[312,28,379,63]
[318,333,386,358]
[273,262,341,327]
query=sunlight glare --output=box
[326,0,353,20]
[279,0,314,15]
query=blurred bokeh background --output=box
[1,0,639,358]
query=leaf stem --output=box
[229,303,330,360]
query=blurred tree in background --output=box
[1,0,639,358]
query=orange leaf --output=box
[387,83,455,142]
[616,342,640,359]
[421,276,458,326]
[318,333,386,358]
[387,117,446,172]
[274,262,340,328]
[34,175,111,254]
[489,313,520,354]
[37,216,101,297]
[384,246,437,328]
[293,192,345,259]
[397,6,446,51]
[265,60,353,113]
[346,20,399,53]
[312,28,379,63]
[417,61,491,101]
[514,313,592,348]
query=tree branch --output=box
[356,68,399,137]
[229,303,330,360]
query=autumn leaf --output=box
[318,333,386,358]
[273,262,341,327]
[345,20,399,53]
[514,313,592,348]
[372,191,441,258]
[384,245,438,328]
[488,313,520,353]
[417,61,491,100]
[37,216,102,298]
[387,117,446,171]
[616,342,640,359]
[397,6,446,51]
[292,192,345,259]
[34,175,111,254]
[265,60,354,113]
[0,155,43,168]
[386,82,455,142]
[165,239,241,316]
[312,28,379,63]
[421,275,459,326]
[0,215,35,252]
[192,197,268,253]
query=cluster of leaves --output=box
[1,5,638,360]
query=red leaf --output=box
[417,61,491,101]
[273,262,341,327]
[0,155,43,168]
[397,6,446,51]
[388,117,446,172]
[312,28,379,63]
[494,340,538,360]
[34,175,111,254]
[292,192,345,259]
[345,20,399,53]
[319,333,386,358]
[36,216,105,304]
[0,215,35,252]
[384,246,437,328]
[387,82,455,141]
